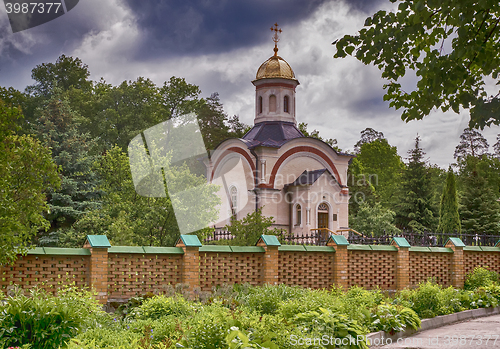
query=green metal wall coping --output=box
[177,235,202,247]
[258,235,281,246]
[464,246,500,252]
[347,244,372,251]
[231,246,266,253]
[26,247,91,255]
[142,247,184,254]
[108,246,184,254]
[409,247,431,252]
[391,237,411,248]
[428,247,453,253]
[370,245,398,252]
[278,245,307,252]
[199,246,232,253]
[304,246,335,252]
[328,235,349,246]
[478,246,500,252]
[445,237,466,247]
[86,235,111,248]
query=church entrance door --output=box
[317,202,329,242]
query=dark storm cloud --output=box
[122,0,329,58]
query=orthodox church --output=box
[205,25,354,236]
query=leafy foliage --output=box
[224,207,281,246]
[334,0,500,128]
[464,267,499,290]
[350,202,400,236]
[0,101,60,264]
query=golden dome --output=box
[255,55,297,81]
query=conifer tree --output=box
[460,162,500,235]
[437,167,461,235]
[33,92,102,244]
[396,136,435,231]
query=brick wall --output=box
[1,236,499,303]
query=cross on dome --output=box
[270,23,282,56]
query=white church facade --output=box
[204,29,354,236]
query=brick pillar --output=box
[445,237,465,289]
[327,235,349,290]
[256,235,280,285]
[176,235,201,297]
[391,237,410,290]
[84,235,111,304]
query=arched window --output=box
[284,95,289,113]
[296,204,302,225]
[230,186,238,218]
[269,95,276,113]
[258,96,263,114]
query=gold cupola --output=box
[252,23,299,125]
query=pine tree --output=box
[454,128,489,160]
[460,163,500,235]
[494,134,500,159]
[437,167,461,234]
[33,93,102,244]
[396,136,435,231]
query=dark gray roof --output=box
[287,169,327,186]
[241,121,304,148]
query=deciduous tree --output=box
[334,0,500,128]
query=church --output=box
[204,24,354,236]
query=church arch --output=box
[210,147,255,181]
[265,146,342,188]
[295,203,302,226]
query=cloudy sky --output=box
[1,0,499,168]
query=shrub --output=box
[240,284,306,315]
[464,267,499,290]
[405,281,442,318]
[0,286,107,349]
[369,303,420,334]
[130,294,194,320]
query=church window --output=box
[318,203,329,212]
[269,95,276,112]
[230,186,237,219]
[259,96,263,114]
[284,95,289,113]
[296,204,302,225]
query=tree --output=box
[67,146,220,247]
[27,54,92,98]
[460,165,500,235]
[334,0,500,129]
[494,134,500,158]
[346,157,376,217]
[437,167,461,234]
[298,122,340,151]
[354,127,385,152]
[32,93,102,244]
[396,136,435,231]
[350,202,400,236]
[454,128,489,160]
[0,101,60,264]
[223,207,281,246]
[355,138,404,207]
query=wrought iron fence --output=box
[204,228,500,247]
[348,230,500,247]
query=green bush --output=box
[130,294,194,320]
[464,267,499,290]
[240,284,306,315]
[403,281,442,318]
[369,303,420,334]
[0,286,108,349]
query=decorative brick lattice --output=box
[409,252,451,287]
[464,251,500,275]
[0,255,89,294]
[199,252,263,291]
[348,251,396,289]
[108,253,182,299]
[278,252,334,288]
